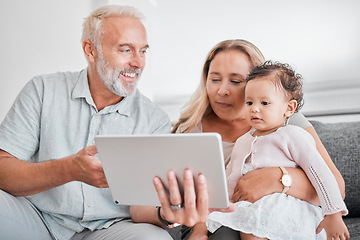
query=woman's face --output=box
[206,50,253,122]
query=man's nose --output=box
[129,52,145,69]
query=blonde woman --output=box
[170,39,345,240]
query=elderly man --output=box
[0,5,212,240]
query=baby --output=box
[204,61,349,239]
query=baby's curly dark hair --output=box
[246,60,304,112]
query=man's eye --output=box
[120,49,131,53]
[141,50,148,54]
[246,101,253,106]
[261,101,270,105]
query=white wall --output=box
[1,0,359,123]
[0,0,90,121]
[147,0,360,123]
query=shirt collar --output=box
[101,90,138,117]
[71,68,94,105]
[71,68,138,117]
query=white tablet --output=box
[95,133,229,208]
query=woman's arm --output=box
[231,167,319,204]
[231,126,345,205]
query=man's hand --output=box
[70,145,108,188]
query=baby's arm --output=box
[305,126,345,200]
[316,212,350,239]
[286,127,347,214]
[286,127,349,237]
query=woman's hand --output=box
[232,167,282,203]
[232,167,319,204]
[153,169,209,226]
[153,169,235,227]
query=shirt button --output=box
[87,203,91,207]
[252,149,256,154]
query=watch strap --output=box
[282,185,290,194]
[280,167,290,194]
[157,206,175,228]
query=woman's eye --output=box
[231,79,244,84]
[211,79,220,82]
[246,101,253,106]
[261,101,270,105]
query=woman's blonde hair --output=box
[81,5,144,48]
[172,39,266,133]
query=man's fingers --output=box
[85,145,98,155]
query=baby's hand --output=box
[316,212,350,239]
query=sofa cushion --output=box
[310,120,360,217]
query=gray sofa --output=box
[167,120,360,239]
[311,120,360,238]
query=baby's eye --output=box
[261,101,270,105]
[246,101,253,106]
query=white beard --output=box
[96,51,141,97]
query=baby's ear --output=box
[285,100,297,118]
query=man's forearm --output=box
[0,154,73,196]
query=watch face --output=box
[282,174,293,187]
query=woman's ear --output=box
[82,40,97,63]
[284,99,297,118]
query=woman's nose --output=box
[217,82,230,96]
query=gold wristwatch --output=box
[280,167,293,194]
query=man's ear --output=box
[82,40,97,63]
[284,99,297,118]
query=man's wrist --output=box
[60,156,76,183]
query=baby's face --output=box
[244,77,291,133]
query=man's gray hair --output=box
[81,5,144,48]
